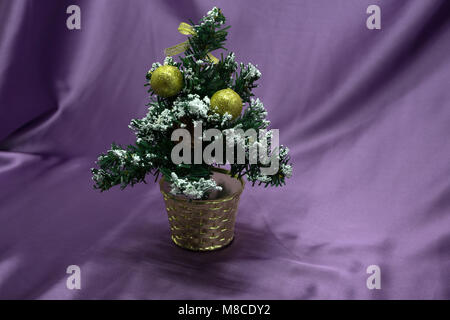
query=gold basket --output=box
[159,168,245,251]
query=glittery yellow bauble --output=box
[150,65,183,98]
[210,88,243,120]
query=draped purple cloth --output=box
[1,0,449,299]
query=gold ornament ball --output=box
[210,88,243,120]
[150,65,184,98]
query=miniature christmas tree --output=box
[91,7,292,199]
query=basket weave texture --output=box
[159,170,244,251]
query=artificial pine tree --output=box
[91,7,292,200]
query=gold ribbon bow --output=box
[164,22,219,64]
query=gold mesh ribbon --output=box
[164,22,219,64]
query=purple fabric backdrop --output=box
[1,0,449,299]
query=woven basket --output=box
[159,168,245,251]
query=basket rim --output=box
[159,167,245,204]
